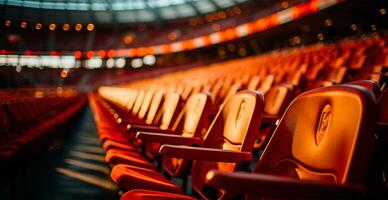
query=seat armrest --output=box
[136,132,202,145]
[120,118,147,125]
[205,171,366,199]
[128,124,172,133]
[261,115,278,125]
[159,145,252,162]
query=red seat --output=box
[0,89,86,167]
[121,189,196,200]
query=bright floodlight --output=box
[106,58,115,68]
[131,58,143,68]
[143,55,156,66]
[115,58,126,68]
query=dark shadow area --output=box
[0,106,117,200]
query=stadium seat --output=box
[103,92,182,166]
[0,88,86,168]
[205,85,377,199]
[112,90,264,196]
[136,93,212,168]
[121,85,377,199]
[346,80,381,97]
[254,85,294,149]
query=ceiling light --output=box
[87,23,94,31]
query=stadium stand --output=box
[0,88,86,176]
[86,34,388,199]
[0,0,387,199]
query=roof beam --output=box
[145,0,164,25]
[86,0,98,24]
[230,0,240,4]
[186,1,202,16]
[105,0,118,26]
[207,0,222,11]
[0,1,8,20]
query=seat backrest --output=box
[289,70,304,86]
[137,90,154,120]
[369,73,383,85]
[256,85,376,185]
[349,54,366,70]
[274,70,286,85]
[223,83,242,102]
[143,93,183,159]
[191,90,264,199]
[306,62,324,81]
[215,83,242,108]
[145,91,164,125]
[210,81,223,102]
[258,75,274,94]
[181,85,194,101]
[247,75,260,90]
[328,67,348,84]
[131,90,145,115]
[162,93,212,177]
[317,80,335,88]
[264,85,293,117]
[172,93,212,137]
[346,80,381,98]
[154,92,182,130]
[118,89,131,109]
[125,90,138,111]
[217,78,235,102]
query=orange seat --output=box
[122,85,377,199]
[101,91,164,150]
[263,85,294,120]
[117,90,264,199]
[205,85,377,199]
[104,92,182,166]
[346,80,381,97]
[254,85,294,149]
[110,93,213,191]
[137,93,212,178]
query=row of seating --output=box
[0,88,87,170]
[91,82,387,199]
[90,35,388,199]
[118,35,387,94]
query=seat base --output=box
[121,189,196,200]
[111,164,183,194]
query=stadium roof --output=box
[1,0,248,24]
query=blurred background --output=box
[0,0,387,90]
